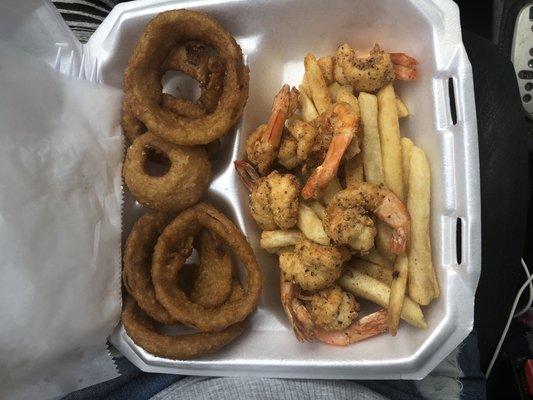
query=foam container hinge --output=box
[78,0,479,380]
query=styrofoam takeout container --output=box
[41,0,480,380]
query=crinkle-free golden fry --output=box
[375,85,404,262]
[396,96,410,118]
[309,201,326,221]
[297,203,330,245]
[350,258,393,285]
[336,86,359,111]
[401,137,415,198]
[339,268,427,329]
[298,87,319,123]
[260,230,305,250]
[387,255,409,336]
[304,53,333,114]
[358,92,384,185]
[377,83,404,201]
[359,248,393,269]
[317,56,335,85]
[328,82,342,102]
[407,146,439,305]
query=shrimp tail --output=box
[390,53,418,67]
[263,84,291,148]
[394,64,418,80]
[234,159,260,192]
[315,309,388,346]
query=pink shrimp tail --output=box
[390,53,418,66]
[301,166,326,200]
[394,64,418,80]
[234,159,260,192]
[262,84,291,148]
[315,309,388,346]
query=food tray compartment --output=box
[89,0,482,379]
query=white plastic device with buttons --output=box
[511,3,533,119]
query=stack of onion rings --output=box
[151,203,262,332]
[121,10,257,361]
[122,10,249,215]
[122,204,262,359]
[124,9,249,146]
[121,41,225,142]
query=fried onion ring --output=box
[123,214,236,325]
[152,203,262,332]
[123,133,210,213]
[121,42,224,142]
[161,42,224,114]
[122,212,176,324]
[122,294,245,360]
[191,230,234,307]
[124,10,249,145]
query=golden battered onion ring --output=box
[191,230,233,307]
[177,262,199,295]
[123,133,210,213]
[123,214,235,324]
[123,212,176,324]
[122,294,245,360]
[152,203,262,332]
[121,42,223,142]
[161,42,224,114]
[124,10,249,145]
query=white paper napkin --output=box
[0,40,123,400]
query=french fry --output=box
[387,255,409,335]
[358,92,384,185]
[377,83,404,200]
[299,89,319,123]
[339,268,427,329]
[304,53,332,114]
[262,246,295,255]
[260,230,305,250]
[309,201,326,221]
[344,152,364,188]
[350,258,393,285]
[273,246,295,255]
[359,248,393,269]
[407,146,439,305]
[322,176,342,205]
[396,96,410,118]
[297,203,330,245]
[401,137,414,198]
[336,85,358,111]
[328,82,342,102]
[300,73,311,96]
[317,56,334,85]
